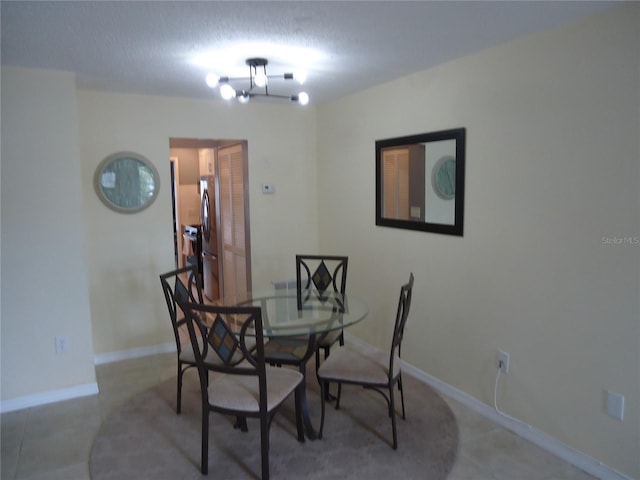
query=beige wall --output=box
[317,4,639,477]
[1,73,319,402]
[1,68,97,399]
[76,91,319,355]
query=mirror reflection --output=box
[376,128,465,236]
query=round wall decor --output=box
[94,151,160,213]
[432,155,456,199]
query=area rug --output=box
[90,370,459,480]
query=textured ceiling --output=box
[1,1,618,105]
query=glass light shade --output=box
[220,84,236,100]
[297,92,309,105]
[238,92,250,104]
[254,72,268,87]
[205,73,219,88]
[293,70,307,84]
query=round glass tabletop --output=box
[212,290,368,338]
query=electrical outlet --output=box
[498,350,510,373]
[55,335,69,353]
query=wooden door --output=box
[217,143,251,298]
[382,148,410,220]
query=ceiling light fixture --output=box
[206,58,309,105]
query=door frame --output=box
[168,138,251,296]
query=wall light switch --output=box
[606,390,624,421]
[261,183,276,194]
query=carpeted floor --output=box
[90,370,459,480]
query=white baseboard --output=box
[344,333,632,480]
[1,338,633,480]
[93,342,176,365]
[0,343,176,414]
[0,382,99,414]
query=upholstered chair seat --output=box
[317,347,400,385]
[317,273,414,450]
[208,366,303,412]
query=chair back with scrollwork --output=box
[159,265,204,414]
[160,265,203,355]
[389,272,414,383]
[296,255,348,310]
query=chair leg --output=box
[319,380,326,439]
[176,362,183,414]
[398,374,406,420]
[260,410,270,480]
[294,387,305,442]
[234,416,248,432]
[322,347,333,401]
[201,407,209,474]
[316,346,334,402]
[335,383,342,410]
[315,350,322,389]
[389,387,398,450]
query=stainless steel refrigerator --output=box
[200,175,220,300]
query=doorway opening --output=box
[169,138,252,301]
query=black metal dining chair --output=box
[161,265,256,433]
[175,278,305,478]
[264,255,348,404]
[317,273,414,449]
[296,255,348,365]
[159,265,204,414]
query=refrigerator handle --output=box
[201,189,211,242]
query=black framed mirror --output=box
[376,128,465,236]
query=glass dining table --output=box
[211,288,369,440]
